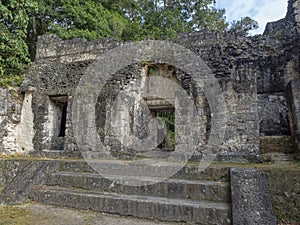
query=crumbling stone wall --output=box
[25,32,260,161]
[1,0,300,159]
[0,88,34,154]
[258,0,300,153]
[287,79,300,151]
[22,36,121,156]
[174,32,260,161]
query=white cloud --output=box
[216,0,288,34]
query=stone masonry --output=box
[287,79,300,151]
[0,0,299,161]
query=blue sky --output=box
[216,0,288,35]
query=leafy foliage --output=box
[0,0,37,81]
[229,16,259,35]
[27,0,228,42]
[26,0,130,58]
[157,111,175,148]
[39,0,127,40]
[1,0,259,85]
[120,0,228,40]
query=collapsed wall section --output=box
[0,88,34,155]
[17,0,300,161]
[260,0,300,153]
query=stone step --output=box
[31,149,64,159]
[261,153,295,164]
[55,159,230,182]
[31,186,231,225]
[46,171,230,202]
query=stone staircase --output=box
[30,160,232,224]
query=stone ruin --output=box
[0,0,299,162]
[0,1,299,224]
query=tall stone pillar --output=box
[286,79,300,152]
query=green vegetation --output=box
[30,0,127,41]
[0,75,23,87]
[117,0,228,40]
[0,204,99,225]
[0,0,259,86]
[27,0,231,43]
[157,111,175,149]
[229,16,259,35]
[0,205,33,225]
[0,0,38,85]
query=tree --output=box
[229,16,259,36]
[44,0,127,40]
[1,0,258,86]
[120,0,228,40]
[26,0,129,59]
[25,0,229,57]
[0,0,37,81]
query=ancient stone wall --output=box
[20,35,122,156]
[259,0,300,153]
[24,31,260,161]
[1,0,300,159]
[287,79,300,151]
[174,32,260,161]
[0,88,34,154]
[264,0,300,39]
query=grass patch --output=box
[209,161,300,170]
[0,205,35,225]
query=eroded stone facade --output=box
[1,0,299,161]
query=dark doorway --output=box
[49,95,68,150]
[59,102,68,137]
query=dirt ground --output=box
[0,203,180,225]
[0,203,299,225]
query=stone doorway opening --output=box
[49,95,68,150]
[155,110,175,150]
[148,104,175,151]
[95,62,208,159]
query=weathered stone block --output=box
[286,79,300,152]
[231,168,276,225]
[259,136,296,154]
[0,89,7,116]
[258,94,290,136]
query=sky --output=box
[216,0,288,35]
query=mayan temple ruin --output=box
[0,0,299,224]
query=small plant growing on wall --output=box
[157,111,175,149]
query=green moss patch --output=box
[0,205,35,225]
